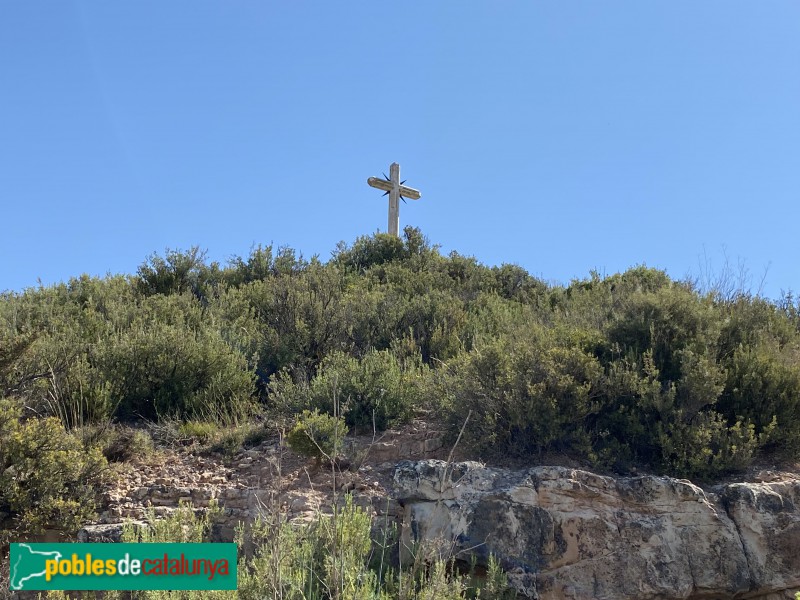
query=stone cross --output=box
[367,162,421,237]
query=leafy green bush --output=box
[0,281,256,428]
[0,399,107,536]
[272,349,425,431]
[607,284,720,382]
[237,263,348,380]
[178,420,219,442]
[209,423,270,457]
[136,246,223,301]
[718,344,800,454]
[656,411,764,478]
[491,263,547,303]
[333,226,439,274]
[93,295,256,422]
[286,409,346,463]
[442,333,602,458]
[313,350,425,430]
[226,243,275,285]
[334,232,408,272]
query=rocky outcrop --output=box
[82,422,445,545]
[394,460,800,600]
[96,421,443,529]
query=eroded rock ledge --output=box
[393,460,800,600]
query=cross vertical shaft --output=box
[388,162,400,236]
[367,162,422,237]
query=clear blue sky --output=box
[2,2,798,298]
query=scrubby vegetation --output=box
[2,227,800,537]
[286,409,347,465]
[0,399,107,539]
[38,496,513,600]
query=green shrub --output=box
[607,284,720,382]
[0,284,256,428]
[238,263,348,380]
[334,232,408,272]
[94,295,256,422]
[443,333,602,458]
[226,243,275,286]
[286,409,346,463]
[718,344,800,454]
[314,350,425,431]
[99,426,156,463]
[2,233,800,482]
[210,427,250,457]
[656,411,764,478]
[270,349,425,432]
[136,246,223,301]
[0,399,107,536]
[334,227,439,274]
[240,423,272,448]
[178,420,219,443]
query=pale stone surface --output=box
[394,460,800,600]
[720,482,800,597]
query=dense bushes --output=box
[0,398,107,537]
[439,333,601,458]
[0,284,255,426]
[272,350,426,431]
[2,229,800,481]
[94,304,255,421]
[438,270,800,477]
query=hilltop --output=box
[2,227,800,544]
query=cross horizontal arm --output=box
[367,177,422,200]
[398,186,421,200]
[367,177,393,192]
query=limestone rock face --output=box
[394,460,800,600]
[721,482,800,598]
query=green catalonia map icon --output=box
[10,544,63,591]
